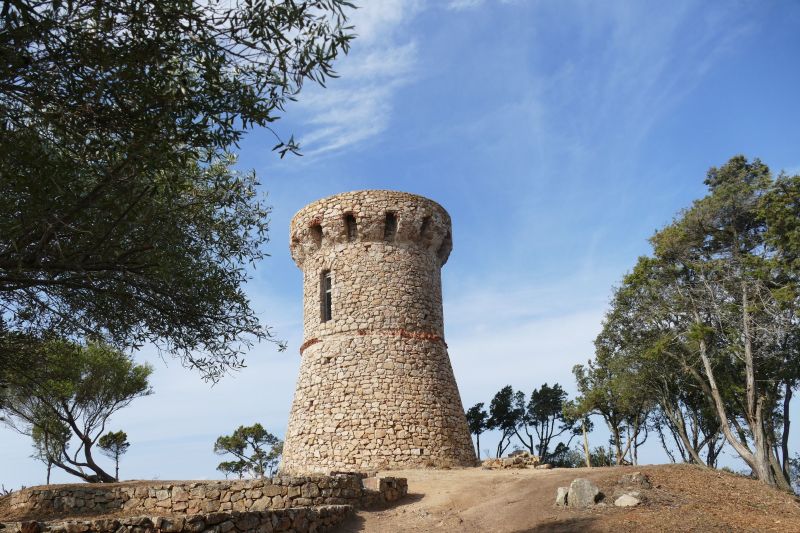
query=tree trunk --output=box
[582,420,591,468]
[513,428,535,455]
[750,398,776,486]
[694,333,759,474]
[476,432,481,461]
[741,287,780,488]
[662,404,706,466]
[80,441,116,483]
[499,431,512,457]
[781,380,792,481]
[768,451,793,491]
[611,425,623,465]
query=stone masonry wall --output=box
[4,475,407,520]
[2,506,353,533]
[282,190,477,474]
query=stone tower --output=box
[281,190,477,474]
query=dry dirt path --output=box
[340,466,611,532]
[338,464,800,532]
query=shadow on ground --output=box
[516,516,600,532]
[336,493,425,532]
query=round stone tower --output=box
[281,190,477,474]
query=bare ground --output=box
[3,465,799,531]
[339,464,800,532]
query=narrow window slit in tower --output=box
[321,270,332,322]
[384,212,397,242]
[310,223,323,247]
[419,216,431,239]
[345,213,357,242]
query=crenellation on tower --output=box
[281,190,476,474]
[289,190,452,268]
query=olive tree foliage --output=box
[1,338,152,482]
[0,0,354,381]
[30,414,71,485]
[578,156,799,489]
[214,423,283,479]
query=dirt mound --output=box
[340,464,800,532]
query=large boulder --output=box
[567,478,601,508]
[555,487,569,507]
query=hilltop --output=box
[341,464,800,532]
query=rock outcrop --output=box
[555,472,652,510]
[482,452,540,470]
[566,478,601,508]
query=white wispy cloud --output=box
[444,271,611,400]
[294,1,421,156]
[582,4,751,155]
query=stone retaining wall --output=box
[4,475,407,520]
[1,505,353,532]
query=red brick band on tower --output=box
[281,190,477,473]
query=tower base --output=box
[281,334,477,474]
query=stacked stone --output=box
[4,475,406,519]
[1,505,353,533]
[282,190,477,474]
[482,452,541,470]
[360,477,408,507]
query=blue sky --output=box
[3,0,800,487]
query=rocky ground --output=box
[339,464,800,532]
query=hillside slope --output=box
[340,464,800,532]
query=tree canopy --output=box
[214,423,283,478]
[1,339,152,482]
[0,0,354,380]
[577,156,800,489]
[98,430,131,482]
[524,383,577,462]
[481,383,581,462]
[487,385,521,458]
